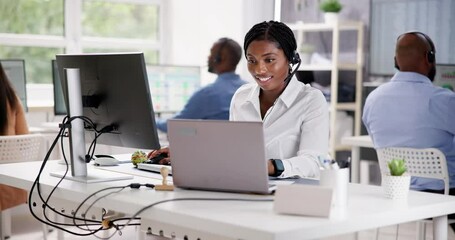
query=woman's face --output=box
[246,40,289,93]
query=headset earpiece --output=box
[427,50,435,63]
[213,55,221,64]
[291,51,301,65]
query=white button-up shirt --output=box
[229,77,329,178]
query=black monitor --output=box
[52,60,67,116]
[54,52,160,182]
[0,59,27,112]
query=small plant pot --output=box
[381,174,411,200]
[324,12,339,24]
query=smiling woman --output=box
[229,20,330,179]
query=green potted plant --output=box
[382,159,411,200]
[319,0,343,24]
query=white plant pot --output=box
[324,12,339,24]
[381,174,411,200]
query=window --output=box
[0,0,64,35]
[0,0,162,84]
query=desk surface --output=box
[1,161,455,240]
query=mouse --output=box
[94,157,120,166]
[147,152,169,164]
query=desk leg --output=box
[351,146,360,183]
[433,215,448,240]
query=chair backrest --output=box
[0,134,45,163]
[376,147,449,194]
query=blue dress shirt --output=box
[156,72,246,132]
[363,72,455,190]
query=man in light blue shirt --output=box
[363,32,455,192]
[156,38,246,132]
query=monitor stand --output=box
[50,168,132,184]
[50,68,132,183]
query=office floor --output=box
[6,205,455,240]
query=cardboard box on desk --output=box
[274,184,334,218]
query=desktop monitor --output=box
[0,59,27,112]
[55,52,160,182]
[434,64,455,91]
[146,65,200,112]
[52,60,67,116]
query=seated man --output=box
[156,38,246,132]
[363,32,455,193]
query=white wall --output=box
[163,0,275,84]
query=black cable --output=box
[39,117,101,225]
[28,116,116,236]
[74,186,128,231]
[28,123,104,236]
[74,183,154,232]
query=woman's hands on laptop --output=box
[148,147,171,165]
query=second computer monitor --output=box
[52,59,67,116]
[146,65,201,112]
[434,64,455,91]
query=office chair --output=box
[376,147,454,240]
[0,134,47,240]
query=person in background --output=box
[229,20,329,178]
[362,32,455,219]
[155,37,247,132]
[0,62,29,218]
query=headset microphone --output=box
[284,51,301,84]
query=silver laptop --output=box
[168,119,274,194]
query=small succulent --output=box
[387,159,407,176]
[320,0,343,13]
[131,150,147,166]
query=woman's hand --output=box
[147,147,171,165]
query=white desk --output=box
[342,135,374,183]
[1,161,454,240]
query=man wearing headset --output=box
[156,38,246,132]
[363,32,455,208]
